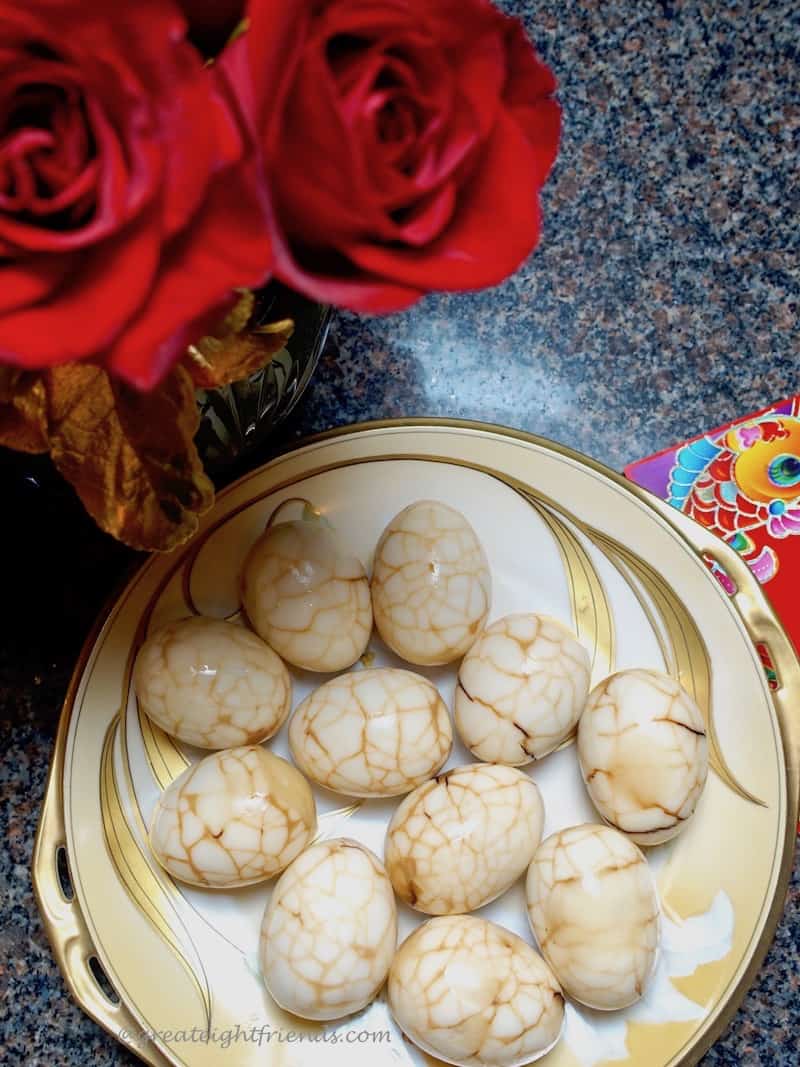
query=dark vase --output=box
[194,283,332,474]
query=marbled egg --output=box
[149,746,316,888]
[455,613,591,764]
[385,763,544,914]
[371,500,491,665]
[388,915,564,1067]
[260,838,397,1020]
[133,616,291,749]
[526,824,660,1010]
[578,668,709,845]
[289,668,452,797]
[241,516,372,672]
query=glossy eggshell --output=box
[133,616,291,749]
[455,613,591,764]
[260,839,397,1020]
[526,823,660,1010]
[384,763,544,914]
[241,519,372,672]
[149,746,316,888]
[371,500,491,666]
[289,668,452,797]
[577,668,709,845]
[387,915,564,1067]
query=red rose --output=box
[224,0,561,311]
[0,1,270,389]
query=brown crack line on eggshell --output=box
[386,766,543,914]
[389,917,563,1065]
[371,503,491,664]
[241,520,372,672]
[580,679,709,837]
[290,670,451,796]
[152,748,315,887]
[455,616,590,763]
[260,841,396,1018]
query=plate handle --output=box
[32,741,171,1067]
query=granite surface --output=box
[1,1,798,1064]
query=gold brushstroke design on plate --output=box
[138,707,190,790]
[520,491,616,686]
[591,528,764,807]
[511,473,759,807]
[100,716,212,1031]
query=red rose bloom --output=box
[0,1,270,389]
[225,0,561,310]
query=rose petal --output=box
[502,21,560,184]
[106,163,272,389]
[0,211,160,366]
[270,58,389,244]
[0,257,72,314]
[393,182,456,246]
[346,109,543,292]
[269,220,422,312]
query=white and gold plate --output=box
[33,421,800,1067]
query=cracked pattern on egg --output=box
[455,613,591,765]
[149,746,316,888]
[577,668,709,845]
[241,518,372,672]
[385,763,544,914]
[133,617,291,749]
[260,838,397,1020]
[289,668,452,797]
[387,914,564,1067]
[371,500,491,665]
[526,823,660,1011]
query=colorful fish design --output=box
[668,407,800,586]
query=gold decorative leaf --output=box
[220,289,256,335]
[0,368,48,453]
[43,363,214,552]
[590,528,764,806]
[522,492,616,687]
[186,290,294,389]
[513,480,761,805]
[138,706,190,790]
[100,717,212,1029]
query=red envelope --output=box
[625,395,800,678]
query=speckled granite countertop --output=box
[2,1,798,1064]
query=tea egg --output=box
[260,839,396,1020]
[241,516,372,672]
[133,616,291,749]
[388,915,564,1067]
[526,823,660,1010]
[289,668,452,797]
[455,613,591,764]
[385,763,544,914]
[371,500,491,665]
[149,745,316,888]
[578,668,709,845]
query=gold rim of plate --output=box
[32,417,800,1067]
